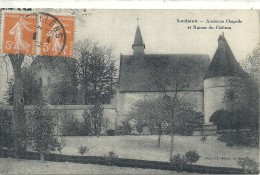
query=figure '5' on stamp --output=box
[40,14,75,57]
[2,13,37,55]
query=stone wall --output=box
[0,105,117,135]
[116,91,204,125]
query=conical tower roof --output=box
[204,34,246,79]
[132,25,145,47]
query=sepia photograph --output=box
[0,8,259,174]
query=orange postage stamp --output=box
[40,14,75,57]
[2,13,37,55]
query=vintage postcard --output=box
[0,5,259,175]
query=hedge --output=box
[0,149,245,174]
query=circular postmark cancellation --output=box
[27,12,67,57]
[1,10,75,57]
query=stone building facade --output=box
[117,25,246,129]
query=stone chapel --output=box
[116,25,246,131]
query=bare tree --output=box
[152,57,201,159]
[128,92,199,152]
[73,39,117,105]
[128,97,169,148]
[129,56,203,156]
[164,96,196,160]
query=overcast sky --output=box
[76,10,259,63]
[0,9,259,101]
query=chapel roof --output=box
[132,25,145,47]
[204,34,246,79]
[119,54,210,92]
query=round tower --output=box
[203,34,245,126]
[204,77,230,125]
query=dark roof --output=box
[132,26,145,47]
[204,35,246,79]
[119,54,210,92]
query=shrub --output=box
[176,112,204,136]
[210,110,234,130]
[122,121,131,135]
[200,136,207,143]
[217,131,236,146]
[185,150,200,164]
[62,110,101,136]
[0,109,14,150]
[210,109,258,130]
[106,129,115,136]
[104,151,118,166]
[82,103,105,137]
[237,157,259,174]
[57,139,66,154]
[77,145,89,155]
[82,110,94,136]
[89,102,104,136]
[217,130,259,148]
[61,112,82,136]
[170,153,188,172]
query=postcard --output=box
[0,5,259,175]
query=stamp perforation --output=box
[1,9,75,57]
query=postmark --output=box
[1,10,75,57]
[40,14,75,57]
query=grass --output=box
[56,135,259,168]
[0,158,194,174]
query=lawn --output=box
[57,135,259,168]
[0,158,192,174]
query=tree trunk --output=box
[94,57,97,104]
[93,56,99,137]
[9,54,26,159]
[94,113,97,136]
[157,134,161,148]
[157,123,162,148]
[169,103,175,161]
[82,85,86,105]
[40,152,45,162]
[169,124,174,160]
[97,127,100,137]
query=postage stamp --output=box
[1,10,75,57]
[40,14,75,57]
[2,12,37,55]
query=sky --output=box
[0,9,259,101]
[76,10,259,62]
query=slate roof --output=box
[119,54,210,92]
[204,35,246,79]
